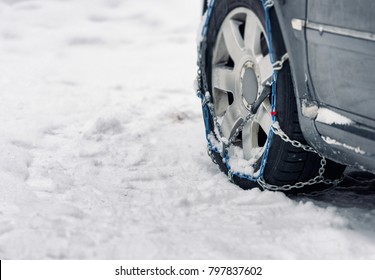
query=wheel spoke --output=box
[257,54,273,85]
[242,120,259,160]
[222,19,244,64]
[255,104,273,136]
[221,103,244,140]
[212,65,236,93]
[244,12,262,56]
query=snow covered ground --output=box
[0,0,374,259]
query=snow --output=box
[226,146,260,176]
[0,0,375,260]
[301,101,353,125]
[322,136,366,155]
[316,107,353,125]
[301,99,318,119]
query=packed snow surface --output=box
[0,0,375,259]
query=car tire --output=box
[202,0,345,191]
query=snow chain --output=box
[196,0,343,192]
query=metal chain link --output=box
[263,0,274,9]
[202,91,343,190]
[272,53,289,71]
[196,65,343,192]
[271,122,316,153]
[257,123,343,191]
[196,0,343,192]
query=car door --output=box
[305,0,375,122]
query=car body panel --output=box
[306,0,375,122]
[272,0,375,173]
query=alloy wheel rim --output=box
[211,7,274,160]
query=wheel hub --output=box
[240,61,260,110]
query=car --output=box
[195,0,375,192]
